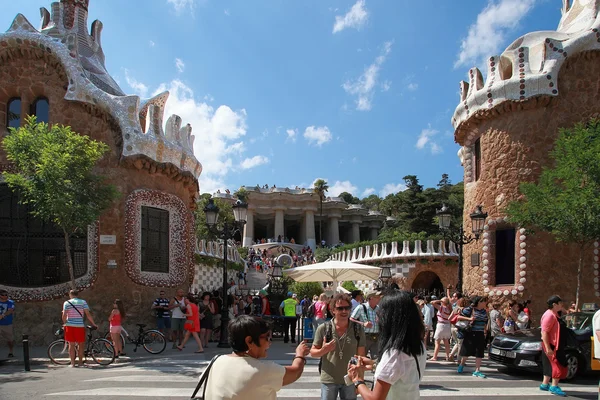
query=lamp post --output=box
[378,265,392,289]
[271,262,283,281]
[436,204,487,294]
[204,197,248,348]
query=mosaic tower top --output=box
[3,0,202,181]
[452,0,600,137]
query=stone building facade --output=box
[452,0,599,319]
[0,0,203,343]
[214,186,388,250]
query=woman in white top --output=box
[204,315,310,400]
[349,290,427,400]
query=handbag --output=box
[191,354,223,399]
[184,320,194,330]
[449,313,459,325]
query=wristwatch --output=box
[354,380,366,389]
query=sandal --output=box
[194,350,204,353]
[176,346,183,351]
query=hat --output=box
[292,293,298,298]
[431,295,438,300]
[287,292,293,297]
[259,289,268,296]
[366,290,382,299]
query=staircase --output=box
[243,268,269,293]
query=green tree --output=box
[342,280,358,292]
[195,193,234,240]
[505,120,600,309]
[234,187,249,203]
[339,191,360,204]
[2,116,119,289]
[360,194,382,211]
[315,247,332,262]
[313,179,329,244]
[289,281,324,299]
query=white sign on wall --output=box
[100,235,116,245]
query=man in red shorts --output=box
[62,289,97,367]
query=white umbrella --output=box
[284,260,381,292]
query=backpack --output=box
[318,320,363,373]
[306,302,316,319]
[252,296,262,315]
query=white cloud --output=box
[362,188,376,197]
[149,40,155,47]
[240,155,269,170]
[329,181,358,197]
[381,80,392,92]
[342,41,392,111]
[407,82,418,91]
[225,141,246,155]
[224,9,230,16]
[333,0,368,33]
[203,94,214,102]
[303,126,332,147]
[380,183,406,197]
[167,0,195,14]
[455,0,538,68]
[123,69,148,98]
[154,79,247,193]
[175,58,185,73]
[286,128,297,142]
[415,126,443,154]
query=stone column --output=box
[369,226,378,240]
[305,210,316,250]
[328,216,340,246]
[242,211,254,247]
[351,222,360,244]
[274,209,285,240]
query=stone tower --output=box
[452,0,599,314]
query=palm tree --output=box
[313,179,329,246]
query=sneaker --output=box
[472,371,487,378]
[549,386,566,397]
[457,365,464,373]
[7,353,14,358]
[539,383,550,391]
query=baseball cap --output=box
[431,295,438,300]
[292,294,298,299]
[366,290,382,299]
[259,289,268,296]
[287,292,293,297]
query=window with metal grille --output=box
[141,206,169,273]
[30,97,49,124]
[495,228,516,285]
[7,98,21,129]
[0,183,88,286]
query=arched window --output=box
[30,97,49,123]
[0,184,88,287]
[7,98,21,129]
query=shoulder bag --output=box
[191,354,223,399]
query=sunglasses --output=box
[335,306,351,311]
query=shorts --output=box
[109,325,122,334]
[434,323,452,340]
[64,326,86,343]
[156,317,171,330]
[460,331,486,358]
[171,318,186,332]
[0,325,14,342]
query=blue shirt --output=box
[63,298,89,327]
[462,306,488,332]
[0,300,15,325]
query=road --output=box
[1,347,597,399]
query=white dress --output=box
[374,345,427,400]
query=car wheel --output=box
[564,352,580,380]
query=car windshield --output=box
[562,312,593,332]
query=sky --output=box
[2,0,563,198]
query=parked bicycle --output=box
[104,323,166,354]
[48,325,115,366]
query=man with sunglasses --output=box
[0,290,15,358]
[311,293,366,400]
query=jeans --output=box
[321,383,357,400]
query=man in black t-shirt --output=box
[152,290,171,336]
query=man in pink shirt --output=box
[539,295,567,397]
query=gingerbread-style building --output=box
[453,0,599,318]
[0,0,202,342]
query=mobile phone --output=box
[349,356,358,366]
[343,374,353,386]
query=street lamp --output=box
[378,265,392,288]
[271,262,283,280]
[436,204,488,294]
[204,197,248,348]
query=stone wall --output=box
[404,259,459,294]
[459,51,600,323]
[0,47,198,344]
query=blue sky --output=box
[3,0,562,197]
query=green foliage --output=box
[313,179,329,243]
[505,119,600,307]
[194,254,244,271]
[339,191,360,204]
[315,247,332,262]
[360,194,382,211]
[194,193,235,240]
[289,281,324,298]
[342,281,358,292]
[234,187,249,202]
[2,116,119,288]
[237,246,249,260]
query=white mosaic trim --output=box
[594,241,599,297]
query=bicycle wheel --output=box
[90,338,115,365]
[48,339,71,365]
[104,331,126,351]
[142,330,166,354]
